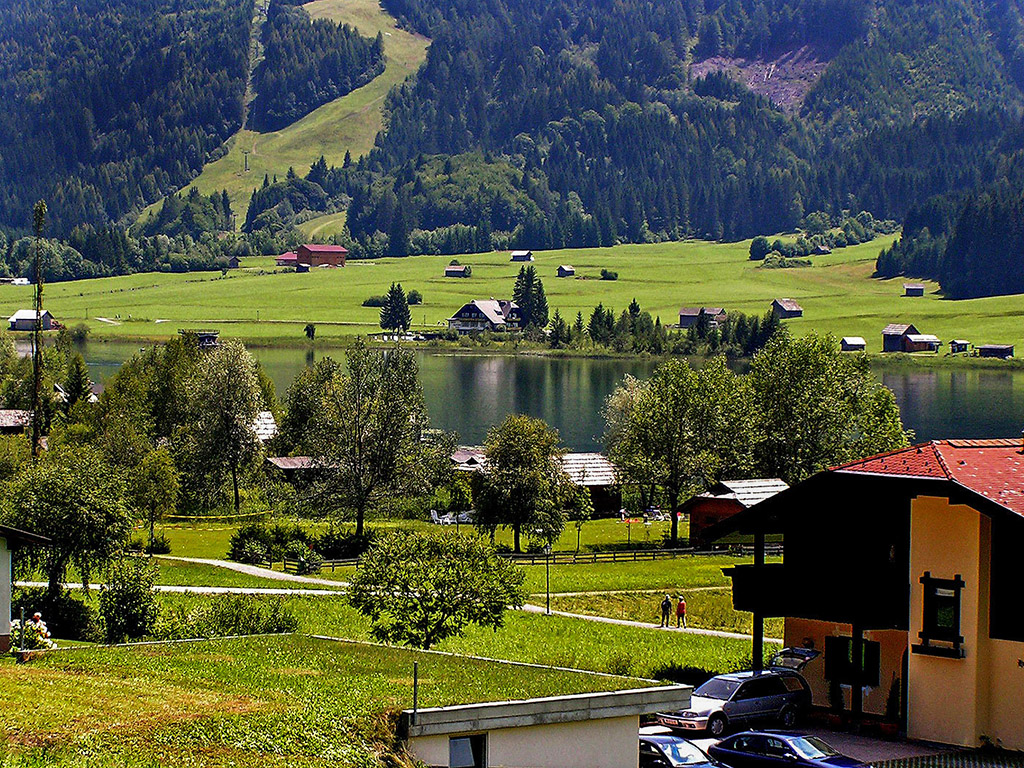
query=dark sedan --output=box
[707,731,868,768]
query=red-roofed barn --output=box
[719,438,1024,751]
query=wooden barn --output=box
[444,265,470,278]
[510,250,534,262]
[904,283,926,297]
[297,244,347,268]
[678,306,727,329]
[950,339,970,355]
[681,478,788,548]
[841,336,866,352]
[771,298,803,319]
[557,265,575,277]
[8,309,53,332]
[978,344,1014,359]
[882,323,918,352]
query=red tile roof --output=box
[300,244,348,253]
[835,439,1024,516]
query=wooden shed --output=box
[950,340,970,355]
[771,298,803,319]
[882,323,918,353]
[8,309,53,332]
[841,336,866,352]
[903,283,926,297]
[557,265,575,277]
[444,265,470,278]
[510,250,534,262]
[297,244,347,267]
[681,479,788,548]
[978,344,1014,359]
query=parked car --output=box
[640,732,717,767]
[655,650,818,737]
[707,731,868,768]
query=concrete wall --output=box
[783,618,906,716]
[1,536,10,653]
[409,714,639,768]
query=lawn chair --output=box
[430,509,453,525]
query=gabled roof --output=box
[685,478,789,510]
[882,323,917,335]
[703,307,726,316]
[906,333,940,343]
[842,336,866,345]
[978,344,1014,350]
[457,299,518,326]
[0,524,50,547]
[678,307,701,316]
[9,309,51,321]
[773,298,802,312]
[835,439,1024,517]
[300,244,347,253]
[267,456,315,470]
[452,447,486,466]
[558,264,574,271]
[560,452,617,486]
[276,251,298,261]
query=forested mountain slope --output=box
[5,0,1024,289]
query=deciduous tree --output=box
[348,531,526,650]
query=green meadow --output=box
[9,233,1024,353]
[140,0,430,226]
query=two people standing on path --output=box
[659,594,687,628]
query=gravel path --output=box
[519,603,783,643]
[158,556,349,587]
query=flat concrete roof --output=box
[403,684,691,738]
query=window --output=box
[765,738,791,758]
[449,734,486,768]
[914,572,965,658]
[824,636,881,686]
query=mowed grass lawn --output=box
[11,233,1024,349]
[0,634,635,767]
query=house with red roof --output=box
[719,439,1024,750]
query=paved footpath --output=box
[17,581,345,596]
[520,603,783,643]
[158,556,349,588]
[548,585,729,597]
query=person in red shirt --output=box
[676,595,687,628]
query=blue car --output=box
[640,733,717,767]
[707,731,868,768]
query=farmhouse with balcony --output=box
[719,438,1024,750]
[771,298,803,319]
[678,307,727,329]
[297,244,347,268]
[447,300,521,334]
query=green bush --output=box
[155,595,298,640]
[144,534,172,555]
[229,522,311,562]
[407,289,422,305]
[98,558,160,643]
[11,587,101,642]
[313,527,376,559]
[362,295,388,307]
[600,269,618,280]
[284,540,323,575]
[237,539,269,565]
[650,663,721,687]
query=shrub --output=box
[8,616,55,651]
[144,534,172,555]
[407,289,422,305]
[237,539,268,565]
[314,526,376,559]
[69,323,90,344]
[11,587,101,642]
[284,539,323,575]
[448,258,461,265]
[98,558,160,643]
[155,595,298,640]
[749,235,771,261]
[650,663,719,687]
[229,523,273,561]
[600,269,618,281]
[362,295,388,307]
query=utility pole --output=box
[30,201,46,460]
[243,150,250,173]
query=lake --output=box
[79,342,1024,450]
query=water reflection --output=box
[78,341,1024,449]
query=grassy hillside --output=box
[148,0,429,227]
[6,234,1024,352]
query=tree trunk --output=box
[232,465,240,515]
[355,502,365,537]
[576,527,581,554]
[513,525,521,553]
[149,506,156,551]
[670,497,679,545]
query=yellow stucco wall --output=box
[784,618,905,716]
[408,714,639,768]
[908,495,1024,751]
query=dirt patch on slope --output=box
[691,44,832,110]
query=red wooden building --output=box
[297,244,347,268]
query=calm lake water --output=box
[79,342,1024,450]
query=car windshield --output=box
[788,736,842,759]
[661,742,711,765]
[693,678,741,700]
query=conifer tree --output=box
[380,282,411,331]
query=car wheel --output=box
[779,706,798,728]
[707,714,728,738]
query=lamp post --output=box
[536,529,552,615]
